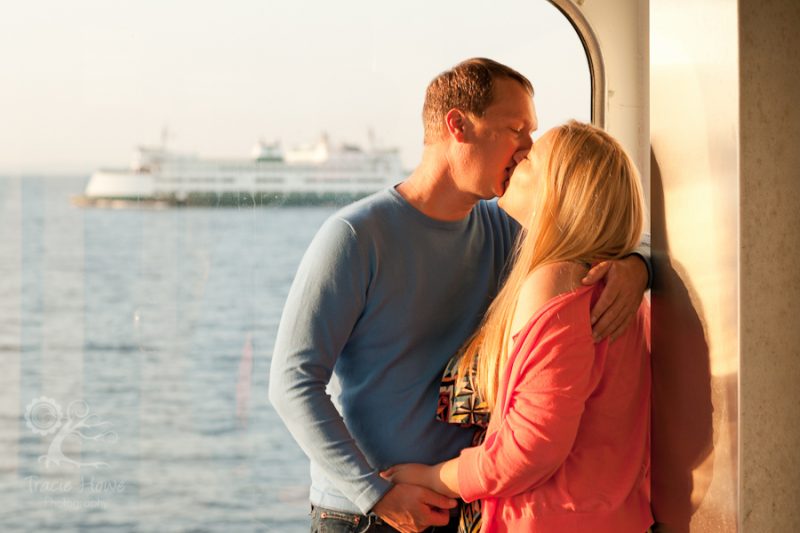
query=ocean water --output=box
[0,176,340,532]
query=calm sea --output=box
[0,176,340,532]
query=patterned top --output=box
[436,355,488,533]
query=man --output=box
[269,58,649,533]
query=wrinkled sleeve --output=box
[631,232,653,289]
[268,216,391,514]
[458,316,601,502]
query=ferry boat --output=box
[74,134,406,207]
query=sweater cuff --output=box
[457,446,485,503]
[630,233,653,289]
[354,473,394,515]
[628,251,653,290]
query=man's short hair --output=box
[422,57,534,144]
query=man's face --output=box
[460,77,538,200]
[497,128,554,227]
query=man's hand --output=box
[582,255,648,341]
[371,483,456,533]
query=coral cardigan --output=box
[458,285,652,532]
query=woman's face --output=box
[497,129,554,227]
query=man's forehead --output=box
[486,94,536,122]
[483,79,534,116]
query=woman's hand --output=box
[382,460,460,499]
[382,463,434,487]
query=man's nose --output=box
[518,133,533,150]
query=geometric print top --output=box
[436,354,490,443]
[436,354,490,533]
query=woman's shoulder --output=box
[519,262,588,311]
[511,262,592,339]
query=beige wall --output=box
[739,0,800,530]
[649,0,739,530]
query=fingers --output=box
[609,314,634,341]
[383,519,422,533]
[382,485,453,529]
[590,286,617,328]
[582,261,611,286]
[373,484,450,532]
[591,307,616,340]
[594,301,631,340]
[419,486,457,510]
[381,464,418,485]
[588,258,643,340]
[424,508,451,527]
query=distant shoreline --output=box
[70,191,369,209]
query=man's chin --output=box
[477,179,508,201]
[492,179,510,200]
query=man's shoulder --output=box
[306,189,405,256]
[325,192,516,242]
[332,188,400,227]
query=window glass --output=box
[0,1,589,530]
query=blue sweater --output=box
[268,187,519,514]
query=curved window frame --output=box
[546,0,606,128]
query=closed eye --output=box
[511,126,535,138]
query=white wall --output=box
[576,0,650,205]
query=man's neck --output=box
[396,147,479,222]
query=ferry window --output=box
[0,1,589,530]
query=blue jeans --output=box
[309,505,458,533]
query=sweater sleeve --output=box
[458,310,603,502]
[268,216,392,514]
[631,232,653,289]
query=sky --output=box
[0,0,590,175]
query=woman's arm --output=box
[383,458,461,499]
[387,335,598,503]
[457,328,601,502]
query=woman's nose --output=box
[512,149,530,165]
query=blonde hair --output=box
[458,120,645,409]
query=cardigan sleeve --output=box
[458,307,604,502]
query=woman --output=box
[385,121,652,532]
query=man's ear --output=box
[444,109,470,143]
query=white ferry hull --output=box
[76,139,405,207]
[84,170,155,199]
